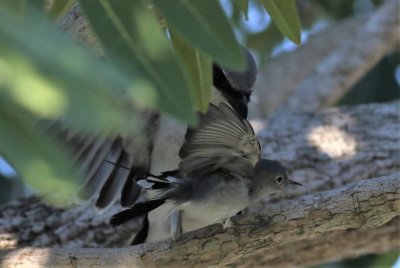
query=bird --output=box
[51,47,258,209]
[110,103,302,243]
[47,48,259,244]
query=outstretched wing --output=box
[179,103,261,177]
[44,49,257,213]
[45,111,158,210]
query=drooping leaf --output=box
[152,0,246,71]
[47,0,77,21]
[246,23,283,62]
[0,2,159,202]
[171,31,212,113]
[234,0,250,20]
[0,4,147,135]
[260,0,302,45]
[80,0,197,124]
[0,103,79,205]
[1,0,27,18]
[26,0,46,11]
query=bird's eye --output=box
[276,176,284,184]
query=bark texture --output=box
[231,217,400,268]
[0,101,399,267]
[1,2,399,266]
[0,173,399,267]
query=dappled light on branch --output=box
[307,125,357,159]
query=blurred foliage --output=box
[260,0,301,45]
[339,52,400,106]
[0,0,397,207]
[0,0,302,203]
[0,173,24,205]
[0,175,14,205]
[171,31,213,113]
[47,0,77,20]
[310,0,383,19]
[0,0,398,266]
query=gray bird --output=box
[49,47,258,210]
[47,48,259,244]
[110,103,302,243]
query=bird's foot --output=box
[222,218,233,229]
[169,210,183,241]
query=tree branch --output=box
[0,101,399,267]
[252,0,399,117]
[230,217,400,268]
[1,173,399,267]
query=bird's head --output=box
[249,159,302,202]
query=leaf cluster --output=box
[0,0,301,203]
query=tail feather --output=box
[131,215,149,245]
[137,170,182,190]
[110,199,165,226]
[120,175,142,207]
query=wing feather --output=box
[179,103,260,177]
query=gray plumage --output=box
[218,48,257,96]
[113,103,301,242]
[46,48,258,211]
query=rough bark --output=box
[0,101,399,267]
[2,4,400,265]
[231,217,400,268]
[1,173,399,267]
[252,0,400,117]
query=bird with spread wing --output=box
[47,49,264,243]
[110,102,301,243]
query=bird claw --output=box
[222,218,233,229]
[169,210,183,241]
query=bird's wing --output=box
[178,103,261,177]
[43,50,256,213]
[45,111,159,210]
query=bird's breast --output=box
[179,182,250,232]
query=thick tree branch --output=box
[1,173,399,267]
[0,101,399,267]
[256,100,399,199]
[231,217,400,268]
[252,0,399,117]
[0,2,395,267]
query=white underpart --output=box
[150,116,186,175]
[147,87,239,242]
[147,180,250,242]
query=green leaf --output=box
[0,3,159,202]
[152,0,246,71]
[234,0,250,20]
[80,0,197,124]
[260,0,302,45]
[246,23,283,62]
[0,103,79,205]
[1,0,27,18]
[0,4,147,135]
[171,31,212,113]
[47,0,76,21]
[0,1,176,204]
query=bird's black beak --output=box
[288,179,303,186]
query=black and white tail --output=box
[109,170,183,245]
[136,170,183,191]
